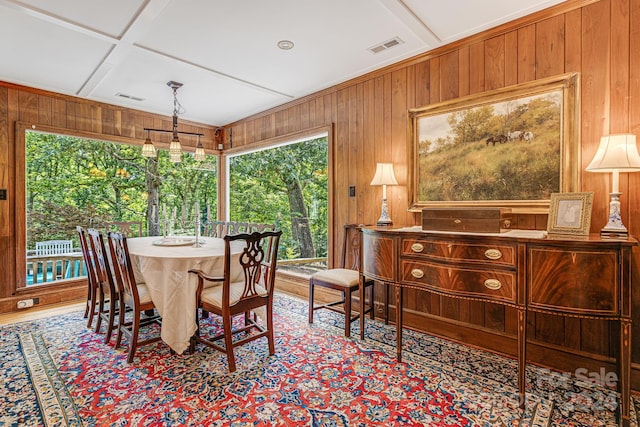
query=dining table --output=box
[126,236,244,354]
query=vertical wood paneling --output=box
[37,95,52,125]
[485,35,505,90]
[391,68,409,226]
[0,87,8,238]
[362,79,377,223]
[458,47,470,97]
[504,31,519,86]
[468,42,485,94]
[415,60,430,107]
[19,91,37,123]
[517,25,537,82]
[535,15,566,78]
[440,51,459,101]
[429,57,440,103]
[565,9,583,73]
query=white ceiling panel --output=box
[403,0,566,43]
[9,0,146,38]
[0,0,569,126]
[135,0,431,97]
[0,3,114,94]
[89,48,289,125]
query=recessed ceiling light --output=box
[277,40,294,50]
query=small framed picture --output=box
[547,192,594,235]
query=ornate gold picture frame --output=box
[546,192,593,235]
[408,73,580,214]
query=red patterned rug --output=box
[1,294,636,426]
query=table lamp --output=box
[370,163,398,226]
[585,133,640,237]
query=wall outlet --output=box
[17,298,37,309]
[349,186,356,197]
[0,189,6,200]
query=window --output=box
[23,130,217,287]
[227,135,328,262]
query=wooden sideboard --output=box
[359,226,637,427]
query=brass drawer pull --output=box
[411,243,424,253]
[411,269,424,279]
[484,249,503,260]
[484,279,502,290]
[454,219,462,224]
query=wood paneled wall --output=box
[224,0,640,377]
[0,82,217,310]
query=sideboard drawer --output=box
[528,246,619,315]
[400,259,517,303]
[400,237,516,266]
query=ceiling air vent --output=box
[115,92,144,102]
[367,37,404,54]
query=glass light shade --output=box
[141,136,157,157]
[193,145,206,162]
[169,137,182,163]
[370,163,398,186]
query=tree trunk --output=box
[285,178,315,258]
[146,157,161,236]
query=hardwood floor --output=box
[0,299,85,326]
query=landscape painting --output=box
[408,73,579,213]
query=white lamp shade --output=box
[141,137,157,157]
[370,163,398,186]
[586,134,640,172]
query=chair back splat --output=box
[189,230,282,372]
[107,231,162,363]
[308,224,375,337]
[86,228,120,344]
[76,226,100,328]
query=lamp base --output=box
[600,192,629,238]
[377,197,393,227]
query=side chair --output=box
[76,226,101,329]
[107,231,162,363]
[86,228,121,344]
[308,224,375,337]
[189,230,282,372]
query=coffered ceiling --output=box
[0,0,566,126]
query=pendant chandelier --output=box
[141,81,206,163]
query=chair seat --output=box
[311,268,360,288]
[122,283,153,306]
[201,282,267,308]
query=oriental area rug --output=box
[1,293,638,426]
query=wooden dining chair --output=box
[107,231,162,363]
[308,224,375,337]
[76,226,101,329]
[189,230,282,372]
[86,228,121,344]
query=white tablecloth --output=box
[126,236,242,354]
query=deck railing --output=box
[26,251,86,285]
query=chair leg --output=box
[104,296,117,344]
[83,285,91,319]
[267,304,275,355]
[86,285,97,328]
[223,314,236,372]
[127,310,141,363]
[344,290,351,338]
[114,300,126,350]
[95,289,106,333]
[308,280,315,324]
